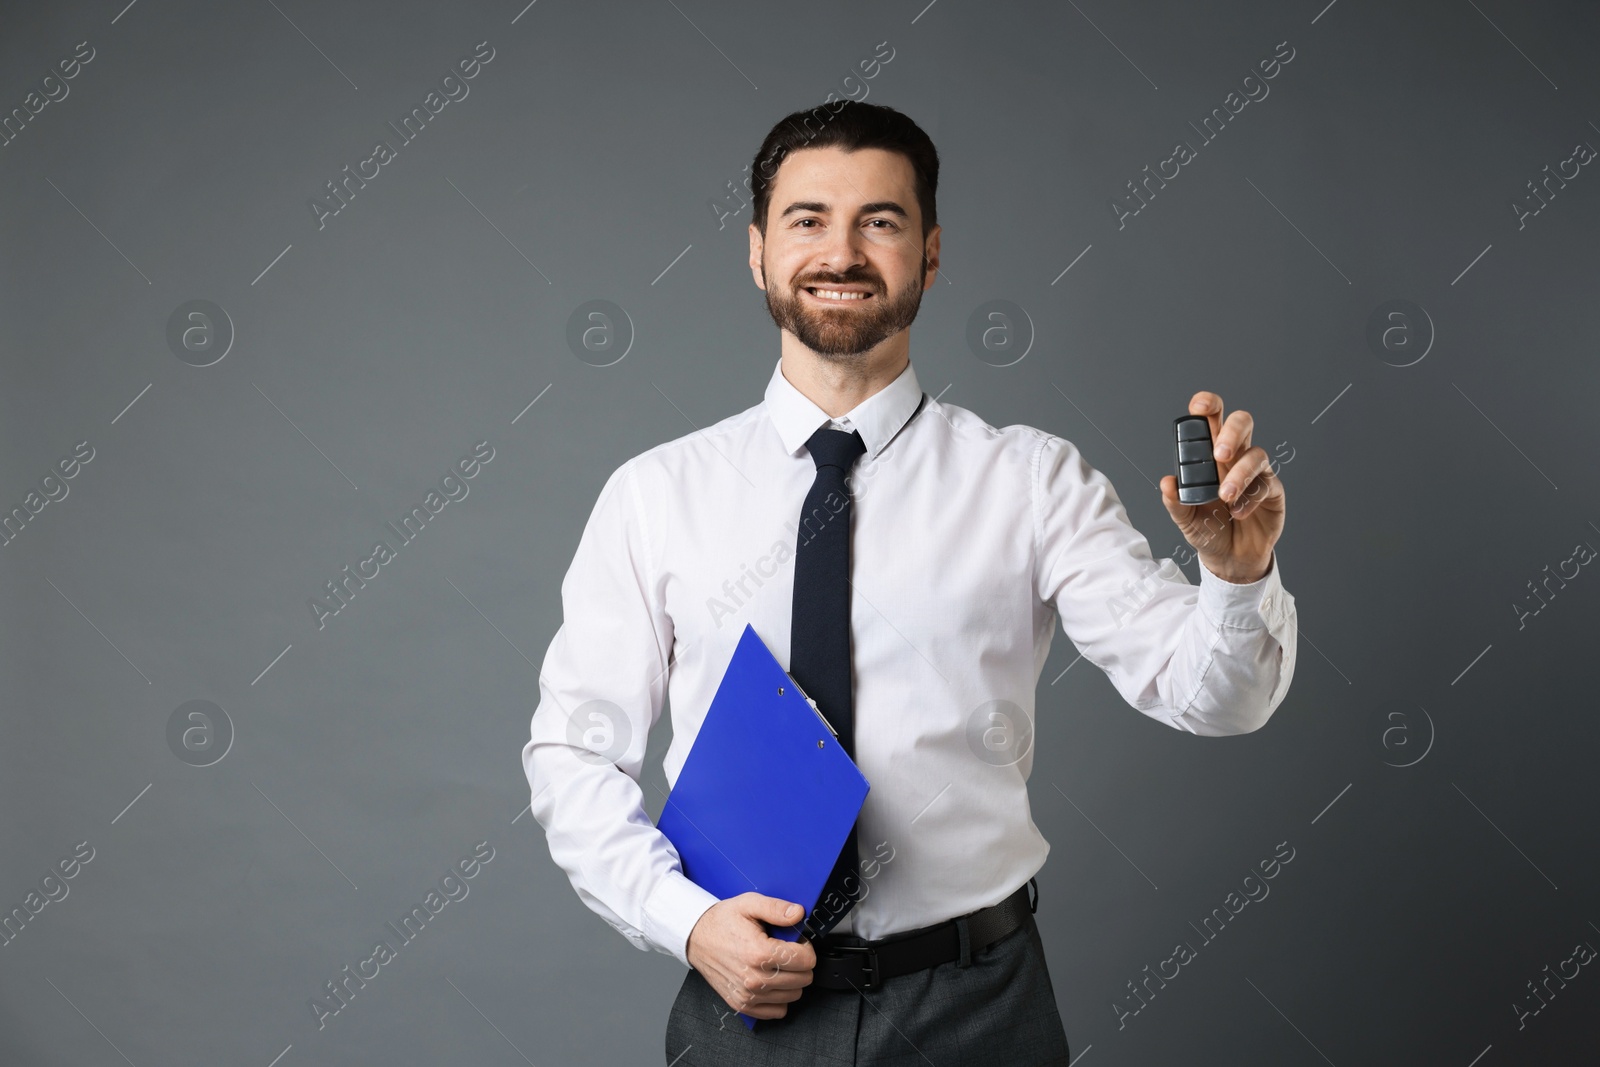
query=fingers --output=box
[1189,392,1254,463]
[751,936,815,980]
[715,937,815,1019]
[737,953,812,994]
[742,893,806,928]
[1231,471,1283,521]
[1158,474,1191,519]
[693,895,825,1021]
[740,931,813,990]
[775,935,817,971]
[1171,398,1283,546]
[1219,446,1275,513]
[733,895,815,971]
[1190,391,1223,449]
[737,992,802,1020]
[718,974,803,1019]
[1215,410,1254,463]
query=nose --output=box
[814,224,869,278]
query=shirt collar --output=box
[763,356,925,461]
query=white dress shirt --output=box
[523,357,1297,967]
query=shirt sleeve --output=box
[1032,433,1297,735]
[521,459,719,966]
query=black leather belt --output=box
[810,879,1037,993]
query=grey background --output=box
[2,0,1597,1064]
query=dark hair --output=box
[749,100,940,239]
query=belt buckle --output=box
[824,943,881,992]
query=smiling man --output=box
[523,101,1298,1066]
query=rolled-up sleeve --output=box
[1033,433,1297,735]
[522,459,719,966]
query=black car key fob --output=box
[1174,415,1221,505]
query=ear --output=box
[921,224,942,289]
[748,222,767,291]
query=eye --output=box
[867,218,897,230]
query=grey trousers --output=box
[664,910,1072,1066]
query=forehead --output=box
[768,146,917,211]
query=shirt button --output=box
[1260,595,1273,613]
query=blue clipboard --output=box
[657,622,870,1030]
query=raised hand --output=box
[1159,391,1286,584]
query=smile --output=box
[804,286,874,302]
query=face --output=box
[749,145,940,362]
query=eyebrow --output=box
[778,200,910,221]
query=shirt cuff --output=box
[1197,551,1287,631]
[642,868,721,968]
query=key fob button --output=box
[1174,415,1221,504]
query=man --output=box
[523,101,1296,1066]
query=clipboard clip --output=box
[780,675,838,737]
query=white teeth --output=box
[810,288,868,301]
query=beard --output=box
[761,261,926,361]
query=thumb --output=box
[743,894,805,926]
[1159,475,1192,525]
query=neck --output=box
[779,333,910,418]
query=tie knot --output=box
[805,427,867,473]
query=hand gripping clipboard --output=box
[656,622,870,1030]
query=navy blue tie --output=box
[791,425,867,941]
